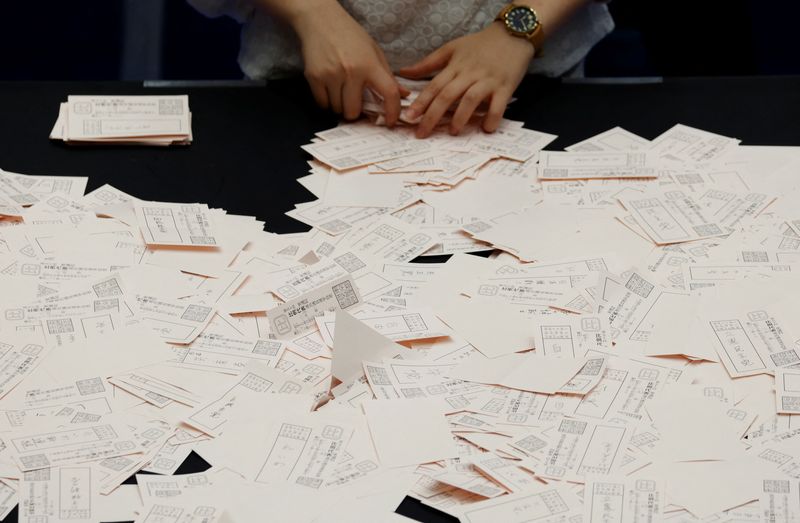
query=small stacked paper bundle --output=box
[50,94,192,146]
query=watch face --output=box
[505,6,537,34]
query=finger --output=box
[416,77,473,138]
[307,79,329,109]
[369,45,408,115]
[450,82,493,135]
[371,44,407,97]
[342,78,365,120]
[368,70,402,127]
[375,45,394,75]
[482,89,512,133]
[406,67,456,120]
[304,68,331,109]
[398,45,452,79]
[327,81,344,114]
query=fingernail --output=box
[406,107,418,119]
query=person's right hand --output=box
[291,2,407,125]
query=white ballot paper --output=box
[0,193,24,217]
[19,465,97,523]
[536,417,632,482]
[323,172,407,208]
[583,475,664,523]
[342,215,437,263]
[0,482,15,521]
[134,499,226,523]
[331,309,408,384]
[135,294,215,344]
[185,362,311,437]
[458,485,582,523]
[0,338,47,400]
[263,250,377,302]
[437,300,533,358]
[239,411,356,487]
[775,369,800,414]
[9,420,143,471]
[302,133,431,171]
[619,190,727,245]
[170,332,286,373]
[650,123,740,164]
[135,202,217,247]
[363,398,458,468]
[759,479,800,523]
[268,276,362,339]
[447,353,589,395]
[538,151,657,180]
[699,292,800,378]
[566,126,650,152]
[532,314,611,357]
[318,308,447,344]
[135,470,224,505]
[648,392,747,461]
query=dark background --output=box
[1,0,799,81]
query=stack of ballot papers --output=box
[49,95,193,146]
[2,118,800,523]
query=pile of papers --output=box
[1,117,800,523]
[50,95,193,146]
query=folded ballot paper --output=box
[3,116,800,523]
[49,94,192,146]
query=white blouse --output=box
[188,0,614,79]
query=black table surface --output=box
[1,75,799,523]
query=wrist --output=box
[487,20,536,61]
[513,0,586,38]
[278,0,343,34]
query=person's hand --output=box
[399,22,535,138]
[291,3,408,125]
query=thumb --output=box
[398,46,452,79]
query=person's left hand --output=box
[399,22,535,138]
